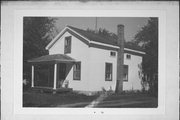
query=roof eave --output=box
[45,27,68,50]
[46,26,145,55]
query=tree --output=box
[134,18,158,96]
[87,28,118,40]
[23,17,57,79]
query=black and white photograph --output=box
[1,1,179,120]
[23,17,158,108]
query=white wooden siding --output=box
[49,31,90,91]
[123,53,143,91]
[88,47,117,91]
[49,31,143,92]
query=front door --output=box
[57,63,66,88]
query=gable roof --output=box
[67,26,118,47]
[46,25,145,54]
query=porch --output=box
[28,54,77,91]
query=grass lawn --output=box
[23,90,98,107]
[96,93,158,108]
[23,90,158,108]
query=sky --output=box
[55,17,149,42]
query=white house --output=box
[28,25,145,93]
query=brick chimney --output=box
[115,24,125,93]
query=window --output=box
[123,65,128,82]
[64,36,71,54]
[73,62,81,80]
[110,51,116,57]
[126,54,131,59]
[105,63,113,81]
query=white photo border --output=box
[13,9,166,115]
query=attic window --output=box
[126,54,131,59]
[64,36,71,54]
[110,51,116,57]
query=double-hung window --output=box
[73,62,81,80]
[105,63,113,81]
[64,36,71,54]
[123,65,128,81]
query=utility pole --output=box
[95,17,98,33]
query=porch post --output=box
[53,63,57,89]
[31,65,34,87]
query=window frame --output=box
[110,51,116,57]
[64,36,72,54]
[126,54,131,59]
[73,62,81,80]
[105,63,113,81]
[123,65,129,82]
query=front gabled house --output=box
[28,25,145,93]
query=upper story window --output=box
[126,54,131,60]
[110,51,116,57]
[64,36,72,54]
[105,63,113,81]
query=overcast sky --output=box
[55,17,149,42]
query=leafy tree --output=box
[134,18,158,96]
[87,28,118,40]
[23,17,57,79]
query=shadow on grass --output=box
[96,93,158,108]
[23,90,98,107]
[23,89,158,108]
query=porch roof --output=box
[28,54,76,64]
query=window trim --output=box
[73,62,81,80]
[64,36,72,54]
[105,62,113,81]
[110,51,116,57]
[123,65,128,82]
[126,54,131,60]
